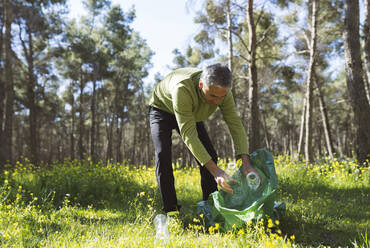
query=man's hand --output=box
[204,160,234,194]
[240,154,261,185]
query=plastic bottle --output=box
[246,171,260,190]
[154,214,169,244]
[226,162,238,176]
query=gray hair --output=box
[200,63,232,89]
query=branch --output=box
[232,2,246,12]
[255,0,269,28]
[238,53,250,62]
[303,31,311,50]
[231,30,250,54]
[235,74,249,80]
[256,23,272,47]
[18,23,30,61]
[296,50,310,55]
[10,48,27,74]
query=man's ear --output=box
[199,81,203,89]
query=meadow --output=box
[0,156,369,247]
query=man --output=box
[148,63,259,214]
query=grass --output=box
[0,156,369,247]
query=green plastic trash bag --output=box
[197,149,284,231]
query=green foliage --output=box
[0,157,368,247]
[172,46,203,69]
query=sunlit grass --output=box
[0,156,369,247]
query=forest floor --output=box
[0,156,369,247]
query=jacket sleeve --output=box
[219,91,249,157]
[172,85,212,165]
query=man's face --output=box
[199,81,229,105]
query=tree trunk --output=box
[132,121,137,166]
[105,113,113,163]
[78,67,85,159]
[96,109,102,159]
[226,0,237,161]
[289,105,295,155]
[363,0,370,102]
[2,0,14,165]
[115,117,122,162]
[146,117,151,166]
[343,0,370,165]
[314,73,334,159]
[241,80,249,125]
[226,0,236,98]
[297,98,306,157]
[70,82,75,160]
[336,128,343,157]
[304,0,318,164]
[26,29,39,164]
[90,77,97,161]
[261,110,270,150]
[317,123,322,158]
[0,11,4,168]
[246,0,260,153]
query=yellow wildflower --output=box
[214,223,220,230]
[267,219,274,228]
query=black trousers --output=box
[148,106,218,213]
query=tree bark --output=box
[121,121,126,162]
[90,73,97,161]
[261,110,270,150]
[363,0,370,102]
[336,128,343,157]
[78,67,86,159]
[226,0,235,98]
[314,73,334,159]
[289,105,295,156]
[146,118,151,166]
[70,82,76,160]
[297,98,306,157]
[106,116,113,162]
[226,0,237,161]
[343,0,370,165]
[2,0,14,165]
[26,28,39,164]
[115,117,123,162]
[246,0,260,153]
[0,9,4,168]
[304,0,318,164]
[132,120,137,166]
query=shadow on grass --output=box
[280,210,368,247]
[278,178,369,247]
[2,164,163,221]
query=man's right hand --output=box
[204,159,234,194]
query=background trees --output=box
[343,0,370,165]
[0,0,369,167]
